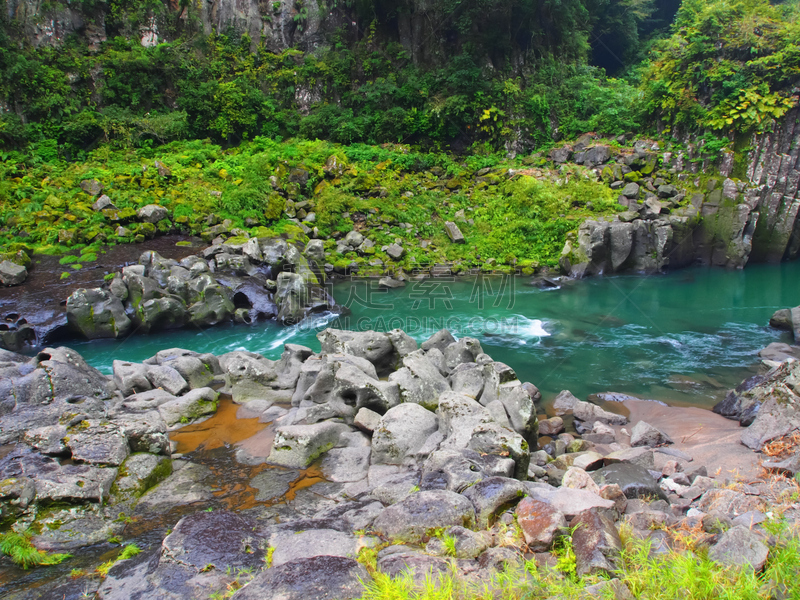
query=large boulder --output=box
[269,422,344,468]
[371,403,438,465]
[372,490,476,543]
[708,525,769,571]
[571,508,622,577]
[0,260,28,286]
[318,329,402,376]
[591,463,667,501]
[515,497,566,551]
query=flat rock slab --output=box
[622,399,760,480]
[233,556,369,600]
[267,528,373,567]
[136,462,214,510]
[250,468,300,502]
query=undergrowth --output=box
[0,532,71,569]
[357,519,800,600]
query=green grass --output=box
[0,532,71,569]
[357,520,800,600]
[96,543,141,577]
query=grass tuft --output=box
[0,532,71,569]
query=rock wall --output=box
[559,114,800,278]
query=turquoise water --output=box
[70,262,800,408]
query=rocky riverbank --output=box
[1,327,798,599]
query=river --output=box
[68,261,800,410]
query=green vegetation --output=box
[0,532,71,569]
[358,520,800,599]
[642,0,800,133]
[96,543,141,577]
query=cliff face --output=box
[4,0,337,51]
[746,107,800,263]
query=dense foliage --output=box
[641,0,800,134]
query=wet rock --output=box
[630,420,673,447]
[269,422,344,468]
[372,490,476,543]
[516,497,567,551]
[250,469,299,502]
[66,420,129,466]
[67,288,133,339]
[571,508,622,577]
[158,387,218,426]
[0,260,27,286]
[461,476,527,528]
[371,403,438,465]
[708,525,769,571]
[234,556,368,600]
[592,463,667,501]
[136,462,214,510]
[379,276,405,289]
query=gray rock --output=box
[92,194,114,211]
[372,403,438,465]
[146,364,189,396]
[114,360,153,397]
[443,337,483,370]
[444,221,465,243]
[22,424,67,455]
[80,179,103,195]
[421,448,513,493]
[461,476,527,528]
[137,204,169,223]
[378,277,405,289]
[66,420,129,466]
[318,329,399,376]
[158,387,218,426]
[266,524,371,567]
[114,411,170,455]
[421,329,457,353]
[354,407,382,433]
[250,469,299,502]
[516,496,566,551]
[321,447,371,483]
[630,420,673,447]
[67,288,133,339]
[388,351,449,409]
[0,260,26,286]
[603,447,655,470]
[269,422,344,468]
[571,508,622,577]
[622,182,640,199]
[345,231,365,247]
[425,526,491,559]
[372,490,476,543]
[449,363,485,399]
[112,453,172,498]
[35,464,118,504]
[524,483,615,518]
[386,243,405,259]
[538,417,564,437]
[573,400,627,425]
[305,239,325,262]
[708,525,769,571]
[136,462,214,509]
[592,463,667,501]
[553,390,579,415]
[234,556,368,600]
